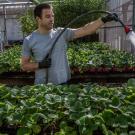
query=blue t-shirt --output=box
[22,28,75,84]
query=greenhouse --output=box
[0,0,135,134]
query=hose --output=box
[45,10,128,84]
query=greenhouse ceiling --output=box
[0,0,31,3]
[0,0,53,4]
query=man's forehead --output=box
[42,9,54,15]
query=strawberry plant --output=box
[21,0,105,34]
[0,45,21,73]
[19,10,36,35]
[67,42,135,73]
[0,42,135,74]
[53,0,105,28]
[0,83,135,134]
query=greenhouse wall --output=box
[0,2,34,44]
[0,1,53,45]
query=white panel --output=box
[6,18,23,40]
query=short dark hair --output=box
[34,3,52,19]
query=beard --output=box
[41,22,54,30]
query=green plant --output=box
[0,45,21,73]
[19,10,36,35]
[67,42,135,72]
[0,83,135,134]
[53,0,105,27]
[0,42,135,74]
[19,0,105,35]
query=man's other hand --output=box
[38,58,51,69]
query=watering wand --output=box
[116,17,135,47]
[125,26,135,47]
[44,10,135,84]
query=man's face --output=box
[37,8,54,30]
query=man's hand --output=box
[38,58,51,69]
[101,13,119,23]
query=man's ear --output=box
[36,16,41,22]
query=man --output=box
[21,3,118,85]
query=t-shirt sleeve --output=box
[61,28,76,41]
[22,38,31,57]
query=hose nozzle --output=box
[124,25,131,33]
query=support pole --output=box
[132,0,135,31]
[3,5,8,47]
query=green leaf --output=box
[5,101,14,112]
[69,112,83,120]
[127,78,135,87]
[101,124,109,135]
[32,125,41,134]
[126,94,135,102]
[6,115,14,124]
[111,96,120,106]
[13,113,22,124]
[129,131,135,135]
[31,113,47,122]
[79,126,93,135]
[94,115,104,126]
[17,127,31,135]
[0,92,11,99]
[54,129,65,135]
[60,121,68,129]
[45,94,58,104]
[47,114,58,119]
[76,114,98,132]
[120,133,128,135]
[114,114,128,129]
[0,102,5,107]
[70,101,84,112]
[101,109,115,125]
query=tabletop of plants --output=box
[0,42,135,74]
[0,81,135,135]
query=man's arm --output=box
[21,56,51,71]
[73,18,104,39]
[21,56,38,72]
[73,13,118,39]
[21,37,51,71]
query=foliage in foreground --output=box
[0,82,135,135]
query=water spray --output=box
[45,10,135,84]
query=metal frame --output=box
[0,1,33,47]
[133,0,135,31]
[0,0,54,47]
